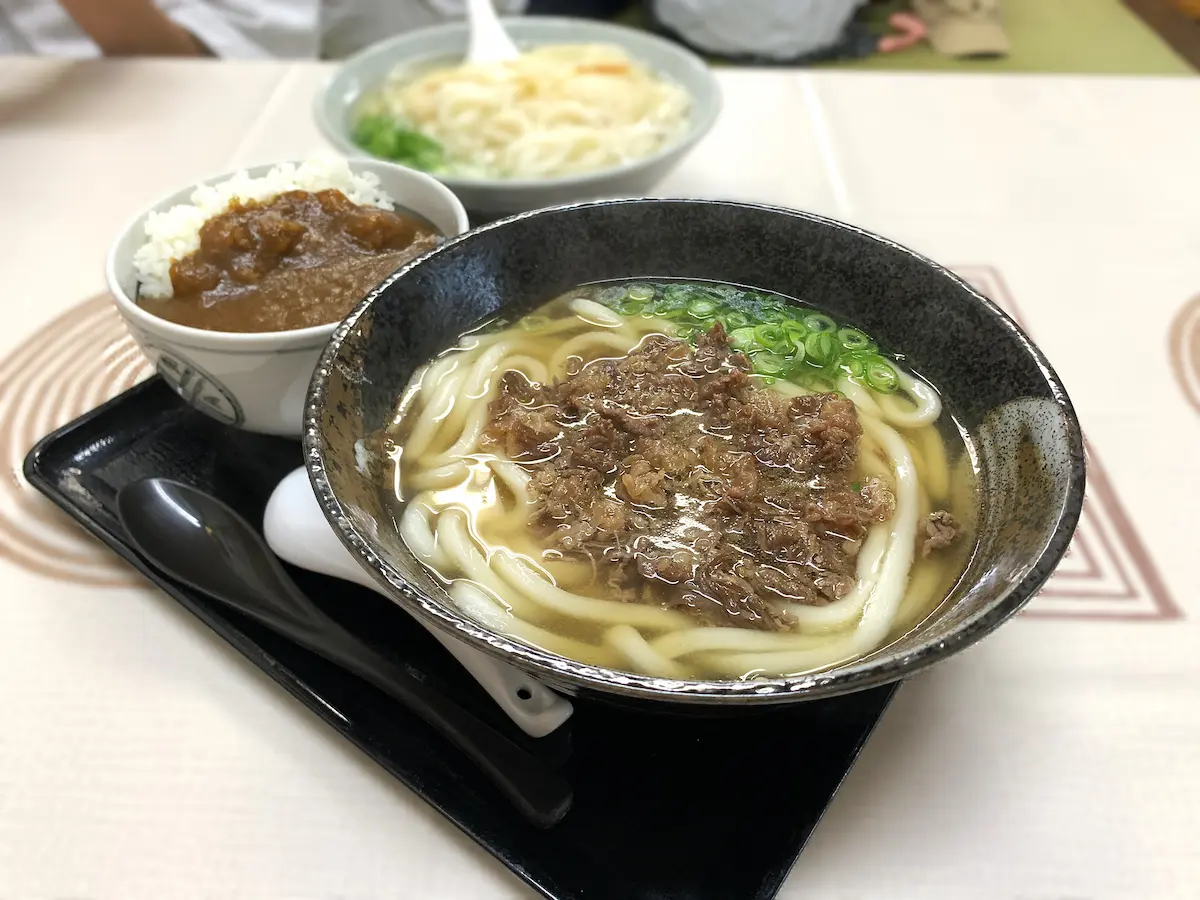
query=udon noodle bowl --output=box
[384,280,978,681]
[353,44,691,180]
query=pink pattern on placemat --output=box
[955,266,1181,621]
[0,294,153,586]
[1169,293,1200,416]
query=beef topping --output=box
[485,323,895,631]
[921,510,961,558]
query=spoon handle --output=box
[317,630,573,827]
[116,478,571,826]
[233,589,572,827]
[465,0,520,64]
[262,467,572,738]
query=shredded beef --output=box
[921,510,961,558]
[484,323,895,631]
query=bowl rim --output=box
[313,16,723,192]
[303,197,1087,704]
[105,156,470,354]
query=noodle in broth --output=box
[385,281,977,680]
[354,44,691,179]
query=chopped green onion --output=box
[803,312,837,334]
[840,353,869,378]
[865,358,900,394]
[804,331,840,367]
[837,327,877,354]
[351,115,445,171]
[782,320,809,346]
[598,285,628,304]
[583,281,903,399]
[657,287,692,312]
[728,327,759,351]
[751,352,789,376]
[721,310,752,330]
[756,305,788,324]
[754,324,791,355]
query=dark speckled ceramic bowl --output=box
[304,199,1085,707]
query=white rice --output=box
[133,154,395,299]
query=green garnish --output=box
[658,284,693,310]
[754,324,791,355]
[803,313,837,334]
[352,115,445,172]
[590,281,903,396]
[782,320,809,347]
[840,353,869,379]
[804,331,840,367]
[865,358,900,394]
[750,351,789,376]
[837,327,877,354]
[720,310,752,330]
[728,326,759,352]
[755,304,789,324]
[597,285,646,316]
[598,285,628,303]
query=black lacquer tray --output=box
[25,377,898,900]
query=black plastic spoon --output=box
[116,477,572,827]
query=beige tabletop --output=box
[1,57,1198,899]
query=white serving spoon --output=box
[465,0,520,65]
[263,469,572,738]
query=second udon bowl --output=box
[314,18,721,218]
[304,199,1085,706]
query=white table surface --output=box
[1,58,1198,899]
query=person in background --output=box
[0,0,547,59]
[647,0,926,65]
[0,0,940,61]
[910,0,1008,58]
[2,0,295,56]
[322,0,626,59]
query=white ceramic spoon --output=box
[263,469,572,738]
[465,0,520,65]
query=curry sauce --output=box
[139,189,439,333]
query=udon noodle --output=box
[385,281,976,681]
[356,44,691,179]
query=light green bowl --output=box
[313,17,722,218]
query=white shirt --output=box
[652,0,866,61]
[0,0,529,59]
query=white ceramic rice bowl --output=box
[106,158,469,437]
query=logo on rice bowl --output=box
[146,344,244,426]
